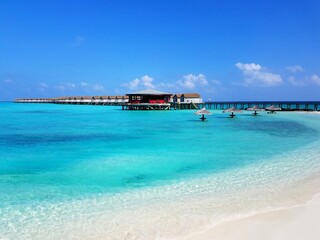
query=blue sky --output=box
[1,0,320,101]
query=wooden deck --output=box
[122,103,171,110]
[14,98,320,111]
[198,101,320,111]
[171,102,198,110]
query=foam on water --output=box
[0,103,320,239]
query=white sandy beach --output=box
[183,194,320,240]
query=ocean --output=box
[0,102,320,239]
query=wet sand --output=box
[184,194,320,240]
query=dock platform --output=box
[122,103,170,110]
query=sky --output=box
[1,0,320,101]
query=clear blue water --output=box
[0,102,320,239]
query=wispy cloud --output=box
[157,82,175,89]
[54,82,76,91]
[211,79,221,85]
[81,82,106,92]
[235,62,282,87]
[311,74,320,85]
[39,82,49,91]
[121,73,218,93]
[177,74,208,90]
[122,75,155,90]
[286,65,304,73]
[52,81,107,93]
[72,36,85,47]
[287,76,305,86]
[141,75,154,89]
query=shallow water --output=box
[0,103,320,239]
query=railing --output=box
[197,101,320,111]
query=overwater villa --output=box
[123,89,172,110]
[172,93,203,104]
[91,96,129,105]
[15,95,320,111]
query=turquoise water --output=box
[1,102,320,239]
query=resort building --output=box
[67,96,129,105]
[172,93,203,103]
[91,96,129,105]
[124,89,171,110]
[172,94,182,103]
[79,96,92,104]
[15,91,202,110]
[14,97,320,111]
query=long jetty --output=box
[14,98,320,111]
[14,96,128,106]
[198,101,320,111]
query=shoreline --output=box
[172,137,320,240]
[182,192,320,240]
[2,166,320,240]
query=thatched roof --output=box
[223,107,243,113]
[247,105,264,111]
[266,105,281,111]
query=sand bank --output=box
[182,194,320,240]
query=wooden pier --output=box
[197,101,320,111]
[14,98,320,111]
[171,102,198,110]
[14,96,128,106]
[122,103,171,110]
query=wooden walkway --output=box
[197,101,320,111]
[14,99,320,111]
[122,103,171,110]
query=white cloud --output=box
[178,74,208,89]
[287,74,320,86]
[141,75,154,88]
[54,82,76,91]
[236,63,262,72]
[39,82,49,91]
[54,81,106,92]
[287,76,305,86]
[122,75,155,90]
[66,82,76,88]
[211,79,221,85]
[54,85,66,91]
[80,82,106,92]
[286,65,304,73]
[72,36,85,47]
[235,62,282,87]
[39,82,48,88]
[311,74,320,85]
[92,84,105,91]
[122,74,216,92]
[127,78,140,89]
